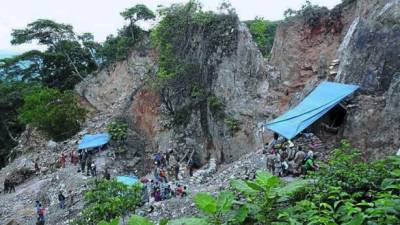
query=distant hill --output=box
[0,51,17,59]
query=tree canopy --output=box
[120,4,156,24]
[18,87,86,141]
[9,19,98,84]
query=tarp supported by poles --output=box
[77,133,111,150]
[264,81,359,140]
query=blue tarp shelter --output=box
[77,133,111,150]
[116,176,139,186]
[265,82,359,140]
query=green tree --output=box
[120,4,155,40]
[72,179,142,225]
[248,17,267,53]
[0,81,33,166]
[10,19,97,82]
[246,18,278,57]
[18,87,86,141]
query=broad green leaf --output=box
[193,192,217,214]
[390,169,400,177]
[245,180,263,191]
[344,213,364,225]
[320,203,334,212]
[255,171,280,188]
[231,205,248,223]
[168,217,209,225]
[216,191,234,212]
[230,180,258,196]
[334,200,343,210]
[127,215,154,225]
[275,179,308,197]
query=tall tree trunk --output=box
[130,18,135,41]
[64,51,84,80]
[52,42,85,80]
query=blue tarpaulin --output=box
[77,133,111,150]
[116,176,139,186]
[265,82,359,140]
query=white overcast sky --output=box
[0,0,340,53]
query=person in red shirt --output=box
[59,153,66,168]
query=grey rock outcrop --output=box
[269,0,400,158]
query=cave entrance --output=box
[308,103,348,141]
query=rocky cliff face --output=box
[77,23,270,169]
[270,0,400,158]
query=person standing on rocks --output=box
[79,151,86,173]
[58,191,66,209]
[86,155,92,176]
[3,178,9,194]
[187,159,194,177]
[68,189,74,207]
[70,151,78,166]
[90,162,97,177]
[34,159,40,174]
[59,153,66,168]
[8,180,15,193]
[174,164,180,180]
[37,203,45,225]
[104,168,111,180]
[166,150,172,165]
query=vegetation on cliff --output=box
[18,87,86,141]
[150,0,240,138]
[283,0,350,34]
[245,17,278,58]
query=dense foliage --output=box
[283,0,348,35]
[99,4,154,66]
[18,87,86,141]
[284,0,330,28]
[0,81,32,165]
[73,179,142,225]
[107,120,129,154]
[246,17,278,58]
[4,19,98,89]
[279,140,400,224]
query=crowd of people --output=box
[138,151,190,204]
[265,133,319,177]
[2,178,16,194]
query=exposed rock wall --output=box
[269,0,400,158]
[77,23,270,169]
[336,0,400,159]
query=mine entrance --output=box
[309,104,347,141]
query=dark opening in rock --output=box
[309,103,347,138]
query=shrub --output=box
[107,120,128,142]
[224,116,240,133]
[247,17,278,57]
[284,0,329,28]
[18,87,86,141]
[72,179,142,225]
[208,95,225,120]
[279,141,400,225]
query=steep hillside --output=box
[269,0,399,158]
[77,18,270,169]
